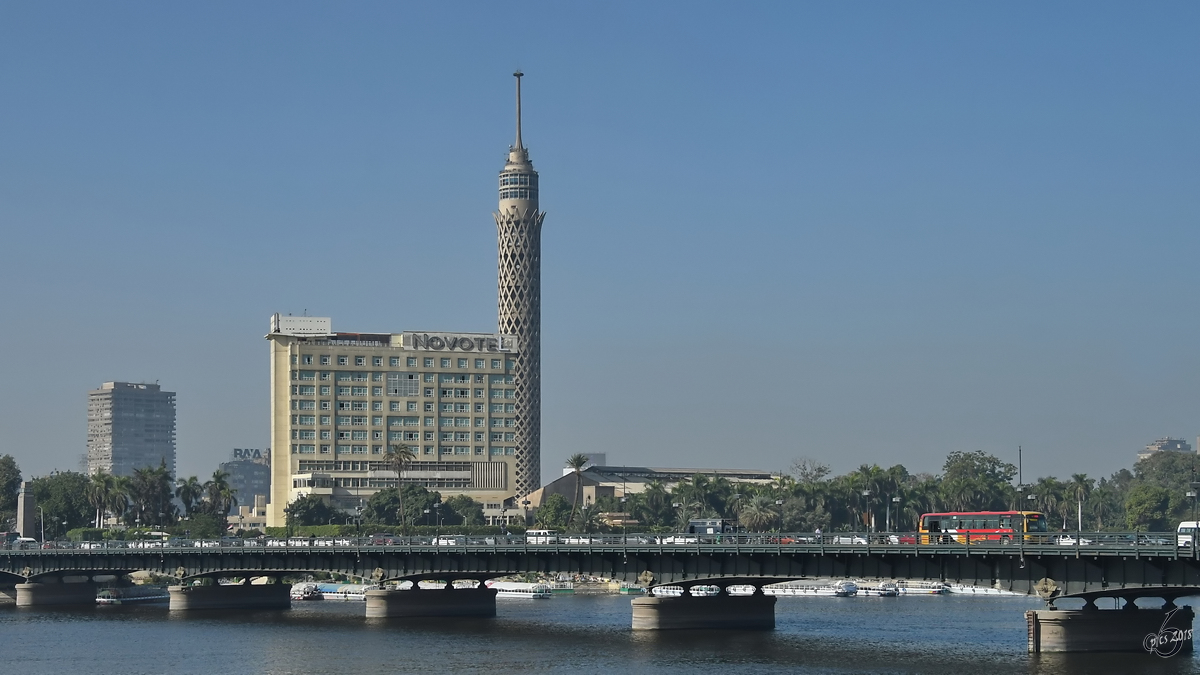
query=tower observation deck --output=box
[495,71,545,497]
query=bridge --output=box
[3,531,1197,652]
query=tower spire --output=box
[514,70,524,150]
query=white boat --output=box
[290,583,323,601]
[944,583,1024,596]
[316,583,377,601]
[650,585,721,597]
[856,581,899,597]
[764,581,858,597]
[96,586,170,605]
[895,581,948,595]
[485,581,552,598]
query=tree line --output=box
[540,450,1200,533]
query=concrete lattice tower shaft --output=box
[495,71,545,497]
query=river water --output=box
[4,593,1199,674]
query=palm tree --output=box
[564,453,590,529]
[387,443,416,534]
[175,476,204,517]
[738,495,781,532]
[86,472,118,529]
[1068,473,1094,531]
[204,470,237,517]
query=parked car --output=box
[830,535,868,545]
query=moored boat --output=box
[96,586,170,605]
[857,581,899,597]
[895,581,948,595]
[764,580,858,597]
[290,583,323,601]
[485,581,553,598]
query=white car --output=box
[1054,535,1093,546]
[830,536,868,545]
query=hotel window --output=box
[351,416,368,426]
[505,433,514,442]
[373,357,383,366]
[474,418,485,427]
[491,447,503,455]
[295,400,315,411]
[474,374,485,383]
[388,373,420,397]
[296,415,315,425]
[490,404,504,413]
[390,357,400,367]
[294,444,316,454]
[338,356,348,366]
[338,432,352,440]
[475,389,484,398]
[505,404,515,413]
[373,372,384,382]
[491,389,503,399]
[455,389,470,398]
[320,401,331,410]
[337,416,351,425]
[455,432,471,442]
[320,430,331,440]
[506,360,515,370]
[440,417,454,427]
[475,433,485,442]
[455,446,470,455]
[352,430,368,440]
[491,359,501,369]
[291,356,297,365]
[293,430,315,440]
[352,401,368,411]
[504,390,514,399]
[441,432,454,441]
[373,431,383,440]
[355,356,366,366]
[373,401,383,411]
[321,355,331,365]
[390,401,400,412]
[441,403,454,412]
[439,358,450,367]
[320,415,331,425]
[372,387,383,396]
[338,402,352,411]
[372,416,383,426]
[302,355,313,365]
[424,388,434,397]
[407,401,418,412]
[322,386,332,395]
[505,447,514,455]
[424,432,434,441]
[424,358,434,367]
[320,445,331,454]
[458,358,468,368]
[455,417,470,427]
[475,359,485,368]
[475,403,485,413]
[337,372,352,381]
[424,446,435,455]
[475,446,484,455]
[372,445,382,454]
[491,433,504,441]
[454,403,470,412]
[351,387,368,396]
[337,387,350,396]
[352,445,368,454]
[423,417,433,426]
[352,373,368,382]
[424,402,434,412]
[492,419,504,428]
[320,372,331,381]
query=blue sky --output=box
[1,2,1197,485]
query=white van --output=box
[1178,521,1198,548]
[525,530,558,545]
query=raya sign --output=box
[404,333,517,353]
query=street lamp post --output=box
[522,499,531,527]
[619,497,628,540]
[423,508,431,528]
[37,506,45,543]
[775,499,784,533]
[500,507,508,535]
[861,490,873,535]
[434,503,442,537]
[887,496,900,533]
[731,493,742,534]
[671,502,682,532]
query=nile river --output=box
[4,594,1199,674]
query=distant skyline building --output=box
[1137,437,1194,462]
[495,71,545,497]
[86,381,177,477]
[218,447,271,515]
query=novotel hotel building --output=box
[266,314,524,527]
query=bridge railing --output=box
[0,531,1191,553]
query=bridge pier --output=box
[365,586,497,618]
[631,593,777,630]
[15,580,97,607]
[1027,605,1194,654]
[0,584,17,605]
[168,582,290,611]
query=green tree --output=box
[203,470,237,516]
[175,476,204,517]
[1125,484,1171,531]
[564,453,590,528]
[386,443,416,533]
[738,494,781,532]
[443,495,485,526]
[285,494,339,527]
[29,472,92,536]
[535,493,571,528]
[0,455,22,528]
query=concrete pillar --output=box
[15,581,98,607]
[0,585,17,605]
[365,587,497,618]
[168,583,290,611]
[631,594,777,630]
[15,481,36,539]
[1027,606,1194,654]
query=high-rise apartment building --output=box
[265,74,546,526]
[267,316,522,526]
[218,448,271,515]
[86,381,177,477]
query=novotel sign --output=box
[403,333,518,353]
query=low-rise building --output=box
[1137,438,1193,462]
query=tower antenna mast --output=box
[514,70,524,149]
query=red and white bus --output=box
[918,511,1048,544]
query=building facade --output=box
[1137,437,1194,462]
[86,381,177,477]
[266,315,523,526]
[218,448,271,515]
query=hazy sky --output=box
[1,3,1197,486]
